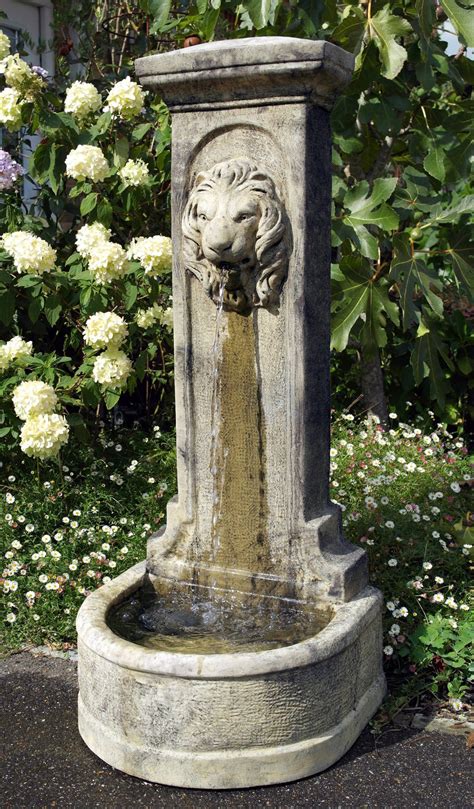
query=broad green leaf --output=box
[368,6,412,80]
[132,123,153,142]
[345,204,399,230]
[96,198,113,228]
[0,289,15,325]
[448,232,474,300]
[426,195,474,225]
[149,0,172,30]
[104,390,121,410]
[411,321,453,406]
[440,0,474,46]
[28,296,44,324]
[44,295,62,326]
[331,6,366,52]
[351,224,380,260]
[80,193,98,216]
[124,282,138,310]
[113,137,129,167]
[345,178,398,213]
[244,0,272,29]
[423,146,446,183]
[200,5,220,38]
[416,0,435,39]
[391,235,443,329]
[331,285,369,351]
[331,257,372,351]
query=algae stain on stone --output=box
[209,310,269,578]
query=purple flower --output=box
[31,65,48,80]
[0,149,24,190]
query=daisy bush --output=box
[331,413,473,715]
[0,425,175,649]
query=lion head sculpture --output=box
[182,158,289,314]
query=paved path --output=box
[1,653,472,809]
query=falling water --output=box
[209,275,227,563]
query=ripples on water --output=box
[107,578,333,654]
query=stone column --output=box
[136,38,367,603]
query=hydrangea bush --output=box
[0,35,174,459]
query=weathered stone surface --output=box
[77,563,385,788]
[136,38,365,602]
[135,37,353,110]
[77,38,385,789]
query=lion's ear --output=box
[193,170,209,187]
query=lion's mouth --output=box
[216,258,252,289]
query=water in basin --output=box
[107,578,334,654]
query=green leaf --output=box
[423,146,446,183]
[28,296,44,324]
[368,6,412,80]
[104,390,121,410]
[113,137,129,167]
[391,235,443,329]
[440,0,474,46]
[245,0,272,29]
[0,289,15,325]
[331,6,366,52]
[149,0,172,30]
[449,232,474,300]
[343,178,399,232]
[44,295,62,326]
[80,193,98,216]
[331,257,371,351]
[426,195,474,225]
[132,123,153,142]
[416,0,435,39]
[96,198,113,228]
[411,320,453,407]
[124,283,138,310]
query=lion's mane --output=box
[182,158,288,313]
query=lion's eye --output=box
[198,213,208,222]
[237,214,250,222]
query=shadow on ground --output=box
[1,653,472,809]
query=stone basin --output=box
[77,562,385,789]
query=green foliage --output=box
[138,0,473,425]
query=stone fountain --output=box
[76,38,385,789]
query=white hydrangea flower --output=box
[64,81,102,121]
[0,31,10,61]
[0,54,41,97]
[92,349,132,389]
[105,77,146,120]
[0,88,23,131]
[119,158,150,187]
[135,307,158,328]
[75,222,111,258]
[87,240,128,285]
[0,346,9,372]
[1,230,56,274]
[128,235,172,276]
[12,380,58,420]
[159,306,173,330]
[20,413,69,459]
[2,335,33,362]
[84,311,128,350]
[65,145,109,183]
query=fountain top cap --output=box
[135,37,354,111]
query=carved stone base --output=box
[76,562,385,789]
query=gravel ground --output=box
[1,652,472,809]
